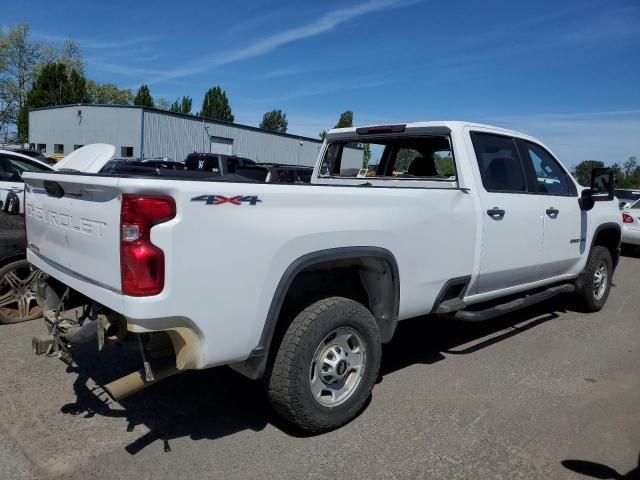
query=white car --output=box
[25,122,622,433]
[622,199,640,247]
[0,144,116,213]
[0,149,52,213]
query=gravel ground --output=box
[1,253,638,479]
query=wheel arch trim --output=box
[230,247,400,380]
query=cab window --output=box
[523,142,571,196]
[319,135,457,181]
[471,132,527,192]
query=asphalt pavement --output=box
[1,253,639,479]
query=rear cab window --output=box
[318,134,458,188]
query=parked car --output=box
[0,149,52,213]
[0,211,44,324]
[25,121,621,433]
[6,147,57,166]
[615,188,640,209]
[100,157,184,174]
[1,144,117,213]
[184,152,256,175]
[235,163,314,183]
[622,199,640,249]
[184,154,312,183]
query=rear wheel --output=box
[0,259,45,324]
[574,246,612,312]
[266,296,381,433]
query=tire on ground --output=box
[574,245,613,313]
[266,296,381,433]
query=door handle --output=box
[487,207,505,218]
[546,207,559,217]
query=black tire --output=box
[574,246,613,312]
[266,296,381,433]
[0,259,43,324]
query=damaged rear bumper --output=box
[31,277,203,400]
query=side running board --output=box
[454,284,575,322]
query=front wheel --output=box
[266,296,381,433]
[574,246,613,312]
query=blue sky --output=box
[3,0,639,167]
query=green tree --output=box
[335,110,353,128]
[59,40,84,75]
[0,23,44,142]
[68,68,88,103]
[133,84,154,107]
[572,160,605,187]
[201,86,233,122]
[170,96,192,114]
[25,62,86,107]
[86,81,134,105]
[623,156,637,179]
[19,61,88,138]
[259,109,288,132]
[319,130,327,140]
[362,143,371,168]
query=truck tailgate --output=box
[23,173,122,292]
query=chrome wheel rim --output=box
[0,265,45,321]
[309,327,366,407]
[592,263,608,301]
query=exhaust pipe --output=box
[104,365,179,400]
[63,319,100,344]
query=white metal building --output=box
[28,104,363,168]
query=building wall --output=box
[142,110,325,166]
[29,105,141,157]
[29,105,363,169]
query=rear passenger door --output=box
[469,131,544,295]
[518,140,583,278]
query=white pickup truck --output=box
[24,121,621,433]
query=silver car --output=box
[622,199,640,248]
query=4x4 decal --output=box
[191,194,262,206]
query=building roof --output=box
[29,104,325,144]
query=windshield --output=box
[631,199,640,210]
[4,157,50,175]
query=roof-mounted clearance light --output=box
[356,124,406,135]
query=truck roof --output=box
[327,121,537,142]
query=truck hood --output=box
[53,144,116,173]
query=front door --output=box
[520,140,584,278]
[469,131,545,295]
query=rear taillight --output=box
[120,194,176,296]
[623,213,634,224]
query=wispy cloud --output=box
[139,0,417,85]
[242,75,393,104]
[31,30,156,50]
[438,4,640,68]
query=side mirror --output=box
[3,191,20,215]
[579,167,615,211]
[579,189,595,211]
[590,167,615,200]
